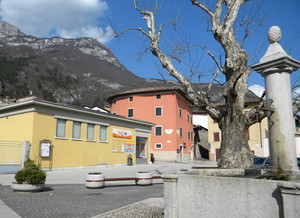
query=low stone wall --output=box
[154,151,191,162]
[162,169,300,218]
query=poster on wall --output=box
[122,142,135,153]
[113,128,132,139]
[40,141,51,158]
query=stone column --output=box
[252,26,300,179]
[162,174,178,218]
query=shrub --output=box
[23,158,39,170]
[14,159,46,184]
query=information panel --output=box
[40,141,51,158]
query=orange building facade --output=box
[108,87,194,162]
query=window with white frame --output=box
[56,119,66,138]
[72,121,81,139]
[155,126,162,136]
[129,96,133,101]
[87,124,95,140]
[128,108,134,117]
[155,143,162,149]
[155,106,162,116]
[100,125,107,142]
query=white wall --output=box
[295,137,300,157]
[193,114,208,129]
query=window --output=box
[155,126,162,136]
[129,96,133,102]
[100,126,107,142]
[128,108,134,117]
[188,131,190,140]
[179,108,182,118]
[56,119,66,138]
[156,94,161,99]
[72,121,81,139]
[213,132,220,141]
[155,143,162,149]
[87,124,95,140]
[155,107,162,116]
[187,114,190,122]
[180,128,183,138]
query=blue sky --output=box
[0,0,299,95]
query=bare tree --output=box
[116,0,273,168]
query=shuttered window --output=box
[56,119,66,138]
[87,124,94,140]
[100,126,107,141]
[72,121,81,139]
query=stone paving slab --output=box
[94,198,164,218]
[0,199,21,218]
[0,183,163,218]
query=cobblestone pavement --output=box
[95,198,164,218]
[0,183,163,218]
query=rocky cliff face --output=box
[0,21,124,70]
[0,21,163,106]
[0,21,25,37]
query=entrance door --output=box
[179,145,183,162]
[136,137,148,164]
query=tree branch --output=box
[191,0,214,17]
[293,96,300,115]
[114,27,149,38]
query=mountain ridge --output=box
[0,21,165,106]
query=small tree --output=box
[15,159,46,184]
[116,0,274,168]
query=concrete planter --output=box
[11,182,45,192]
[136,171,152,186]
[162,169,300,218]
[85,172,105,188]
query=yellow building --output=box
[0,98,153,172]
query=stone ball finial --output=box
[268,26,281,43]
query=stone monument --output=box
[252,26,300,179]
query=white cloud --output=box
[0,0,113,43]
[249,84,265,98]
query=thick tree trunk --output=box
[218,114,253,168]
[218,69,254,168]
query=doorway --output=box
[179,145,184,162]
[136,137,148,164]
